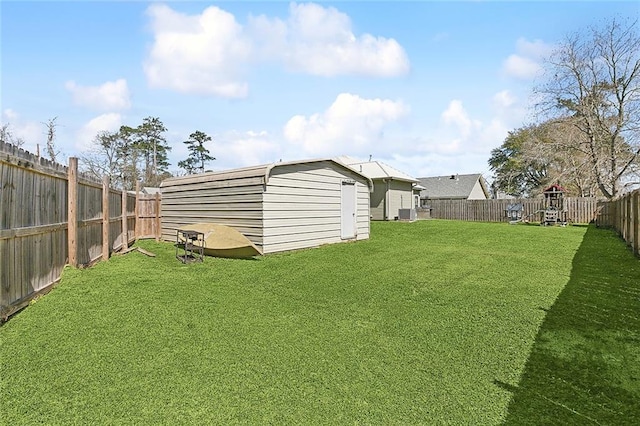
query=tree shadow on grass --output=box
[502,225,640,425]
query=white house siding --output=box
[262,162,370,254]
[387,180,415,220]
[160,169,266,248]
[370,183,387,220]
[369,179,415,220]
[468,181,488,200]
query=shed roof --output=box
[335,156,418,183]
[417,173,489,199]
[161,158,373,189]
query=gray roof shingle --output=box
[417,174,487,199]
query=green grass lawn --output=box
[504,225,640,425]
[1,221,638,424]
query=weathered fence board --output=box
[1,143,73,319]
[425,198,599,224]
[422,191,639,259]
[597,189,640,258]
[1,142,162,320]
[137,193,161,239]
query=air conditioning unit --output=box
[398,208,416,221]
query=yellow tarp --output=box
[178,223,262,259]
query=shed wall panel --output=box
[258,237,347,254]
[262,161,370,254]
[160,160,370,255]
[356,183,370,239]
[161,176,265,193]
[161,179,265,248]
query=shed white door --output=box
[341,181,356,239]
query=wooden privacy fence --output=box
[424,197,600,224]
[596,189,640,258]
[136,192,162,239]
[0,142,161,320]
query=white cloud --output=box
[1,109,41,152]
[492,89,530,126]
[481,118,510,147]
[144,4,251,98]
[76,113,122,152]
[250,2,410,77]
[391,152,492,179]
[437,98,516,157]
[492,90,516,109]
[216,130,281,169]
[3,108,19,122]
[169,129,280,173]
[283,93,409,157]
[503,54,542,80]
[515,38,554,59]
[144,3,409,98]
[65,79,131,111]
[502,37,553,80]
[441,100,479,139]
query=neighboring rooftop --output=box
[417,173,490,200]
[335,156,418,183]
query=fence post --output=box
[67,157,78,267]
[633,191,639,257]
[102,176,110,261]
[623,194,631,246]
[627,195,633,246]
[619,198,624,236]
[135,181,140,239]
[122,189,128,250]
[155,192,161,241]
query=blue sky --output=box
[2,1,639,179]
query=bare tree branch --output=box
[535,18,640,199]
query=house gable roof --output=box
[335,156,418,183]
[417,173,489,199]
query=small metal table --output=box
[176,230,204,263]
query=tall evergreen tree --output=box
[80,125,140,190]
[134,117,171,186]
[178,131,215,174]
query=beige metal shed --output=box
[160,159,372,254]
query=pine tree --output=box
[134,117,171,186]
[178,131,215,174]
